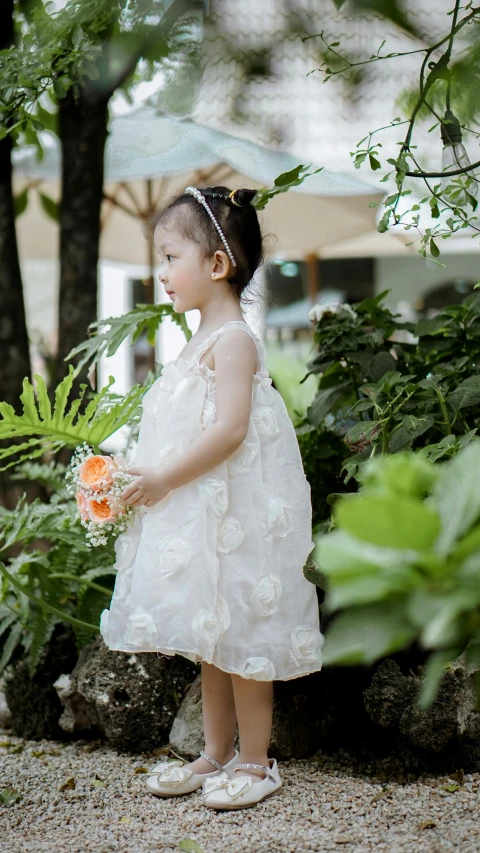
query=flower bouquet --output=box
[65,443,138,547]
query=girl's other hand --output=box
[121,465,172,508]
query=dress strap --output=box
[195,320,266,374]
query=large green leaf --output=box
[387,415,435,453]
[336,494,440,551]
[431,443,480,555]
[417,649,463,710]
[321,602,416,666]
[315,530,421,610]
[347,351,397,381]
[0,366,146,469]
[448,376,480,411]
[307,384,350,427]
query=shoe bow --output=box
[148,759,193,786]
[203,771,252,801]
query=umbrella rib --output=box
[119,182,144,216]
[102,191,139,220]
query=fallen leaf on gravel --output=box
[178,840,205,853]
[371,788,392,803]
[134,767,148,774]
[440,784,459,792]
[1,743,24,753]
[32,749,60,758]
[59,778,76,792]
[91,774,106,788]
[449,769,464,783]
[82,741,103,753]
[334,837,354,844]
[0,787,22,807]
[419,820,436,830]
[119,817,131,823]
[152,747,171,757]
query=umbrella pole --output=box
[305,252,320,303]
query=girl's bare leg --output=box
[186,661,237,773]
[230,673,273,782]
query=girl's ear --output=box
[211,249,231,279]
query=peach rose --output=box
[78,455,118,492]
[76,489,89,522]
[87,495,124,525]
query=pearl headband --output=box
[184,186,237,267]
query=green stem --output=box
[0,561,99,633]
[381,418,391,454]
[435,387,452,434]
[48,573,113,596]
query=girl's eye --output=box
[166,254,174,262]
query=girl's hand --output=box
[120,465,172,508]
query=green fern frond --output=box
[10,459,67,491]
[0,495,89,552]
[0,366,147,470]
[0,622,23,676]
[65,303,191,377]
[0,611,17,639]
[0,560,99,634]
[83,565,117,581]
[27,607,57,677]
[73,586,108,649]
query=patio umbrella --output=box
[13,106,382,273]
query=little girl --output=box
[100,184,324,810]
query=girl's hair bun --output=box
[230,188,257,208]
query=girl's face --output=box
[154,222,215,314]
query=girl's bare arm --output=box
[163,330,258,489]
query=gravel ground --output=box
[1,729,479,853]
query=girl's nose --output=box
[157,270,167,284]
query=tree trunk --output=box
[0,0,36,509]
[54,89,109,394]
[0,135,31,402]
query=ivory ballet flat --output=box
[146,749,239,797]
[202,759,282,810]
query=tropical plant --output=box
[313,445,480,710]
[0,461,116,677]
[0,365,148,471]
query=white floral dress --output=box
[100,320,324,681]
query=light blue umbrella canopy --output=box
[14,106,382,263]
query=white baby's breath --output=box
[308,302,358,323]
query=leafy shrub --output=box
[313,445,480,708]
[302,290,480,491]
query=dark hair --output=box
[145,185,264,305]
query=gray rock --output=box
[363,659,417,729]
[53,673,99,733]
[54,635,198,752]
[4,623,79,740]
[169,675,204,757]
[0,679,12,729]
[363,656,480,767]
